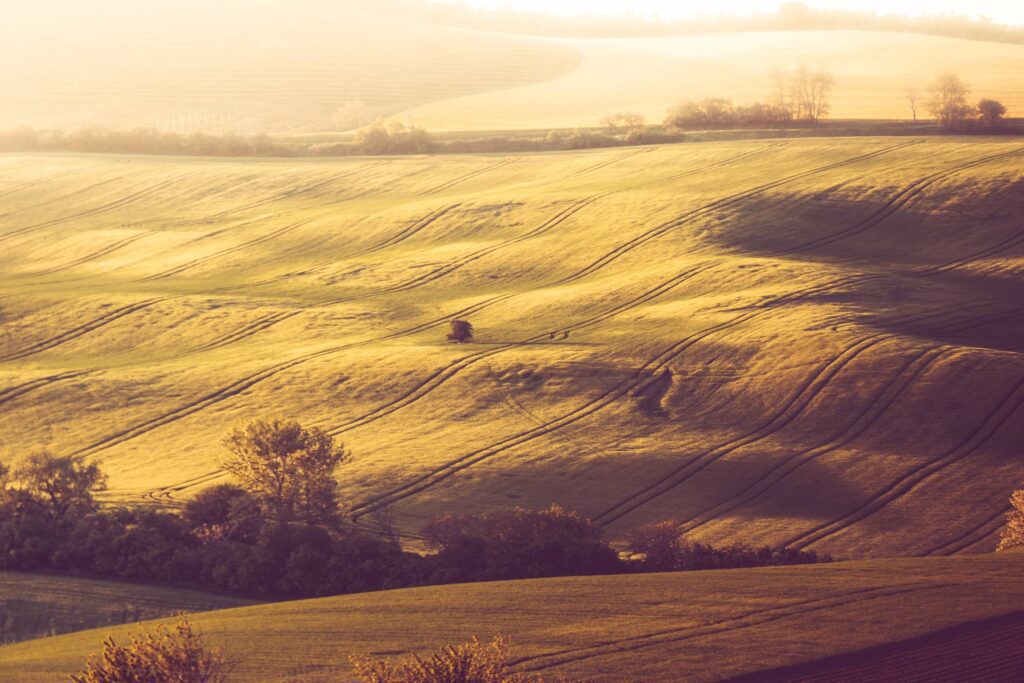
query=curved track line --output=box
[552,141,921,286]
[417,158,516,197]
[28,231,153,276]
[516,583,948,673]
[926,504,1012,556]
[783,376,1024,550]
[204,165,374,220]
[0,174,194,245]
[71,294,519,460]
[0,297,172,363]
[673,347,950,534]
[566,147,651,179]
[0,370,93,406]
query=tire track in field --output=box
[205,164,375,220]
[767,147,1024,257]
[0,297,173,363]
[0,174,195,245]
[141,216,322,281]
[782,375,1024,550]
[146,260,725,504]
[70,293,520,462]
[671,346,952,534]
[28,231,154,276]
[592,332,910,526]
[597,302,1023,529]
[566,147,651,178]
[0,370,93,406]
[926,504,1011,556]
[323,260,723,436]
[515,582,949,673]
[190,146,779,350]
[417,158,516,197]
[0,163,112,206]
[551,141,921,286]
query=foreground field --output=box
[0,554,1021,681]
[1,137,1023,560]
[0,571,251,645]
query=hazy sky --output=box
[439,1,1024,26]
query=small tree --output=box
[600,112,645,134]
[72,616,228,683]
[10,452,106,519]
[221,418,350,526]
[789,66,835,122]
[997,489,1024,551]
[626,520,683,571]
[447,319,474,343]
[905,87,921,121]
[977,99,1007,129]
[928,73,973,129]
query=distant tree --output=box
[332,100,372,131]
[72,616,228,683]
[789,66,835,122]
[600,112,646,134]
[353,121,433,155]
[905,87,921,121]
[220,419,350,526]
[928,73,973,129]
[977,98,1008,128]
[9,452,106,519]
[997,489,1024,551]
[447,319,474,343]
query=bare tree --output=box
[600,112,645,134]
[928,73,973,129]
[904,87,921,121]
[789,66,835,122]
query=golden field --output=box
[0,554,1021,681]
[1,137,1022,561]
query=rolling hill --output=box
[0,571,252,646]
[0,554,1021,681]
[0,137,1022,560]
[2,1,1022,134]
[404,31,1024,131]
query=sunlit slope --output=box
[405,31,1024,130]
[0,137,1023,560]
[0,0,578,133]
[1,555,1021,681]
[0,571,252,645]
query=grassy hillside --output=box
[0,571,252,646]
[405,31,1024,130]
[1,137,1023,560]
[0,1,578,133]
[0,554,1021,681]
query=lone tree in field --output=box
[447,319,474,343]
[905,87,921,121]
[928,73,973,129]
[977,99,1008,129]
[72,616,228,683]
[8,451,106,519]
[221,418,350,526]
[997,489,1024,551]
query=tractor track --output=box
[781,374,1024,550]
[0,370,93,406]
[417,158,516,197]
[514,582,950,673]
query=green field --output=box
[0,571,252,646]
[1,137,1023,560]
[0,554,1021,681]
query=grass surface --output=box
[1,137,1023,562]
[0,571,252,646]
[0,554,1021,681]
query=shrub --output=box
[447,320,474,343]
[997,489,1024,551]
[71,616,228,683]
[352,636,536,683]
[626,520,829,571]
[422,505,619,582]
